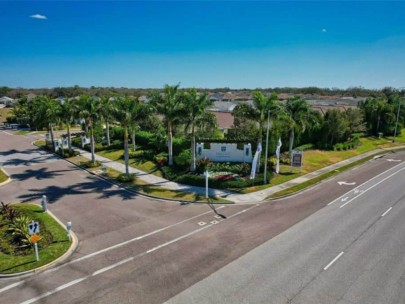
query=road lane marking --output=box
[340,166,405,208]
[198,221,206,226]
[20,278,87,304]
[91,257,134,276]
[0,282,24,293]
[0,206,226,295]
[381,207,392,217]
[326,162,405,206]
[324,252,344,270]
[18,204,258,304]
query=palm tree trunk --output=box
[124,127,129,175]
[106,121,111,146]
[289,128,295,156]
[132,132,136,151]
[67,124,72,154]
[190,125,196,172]
[49,123,56,152]
[90,125,95,163]
[168,123,173,166]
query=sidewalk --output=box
[75,146,404,204]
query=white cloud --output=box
[30,14,47,20]
[322,29,327,32]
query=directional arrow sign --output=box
[386,159,401,162]
[28,221,40,235]
[338,181,356,186]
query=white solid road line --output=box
[19,204,258,304]
[0,282,24,293]
[327,162,405,206]
[324,252,344,271]
[381,207,393,217]
[340,166,405,208]
[0,206,226,295]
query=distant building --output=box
[0,96,14,106]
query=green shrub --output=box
[82,160,101,168]
[129,150,145,158]
[175,174,205,187]
[196,157,211,173]
[160,166,181,180]
[7,215,32,250]
[295,143,314,151]
[174,150,191,167]
[155,153,168,166]
[117,173,135,183]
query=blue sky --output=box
[1,1,405,89]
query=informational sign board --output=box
[28,221,40,235]
[291,150,303,168]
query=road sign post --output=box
[34,243,39,261]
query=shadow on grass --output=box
[0,259,36,273]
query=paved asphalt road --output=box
[1,129,405,304]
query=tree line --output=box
[7,85,405,177]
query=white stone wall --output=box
[196,143,252,163]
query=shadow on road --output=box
[16,175,139,204]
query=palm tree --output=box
[149,84,185,166]
[78,95,100,163]
[232,92,279,172]
[33,96,62,152]
[100,96,117,146]
[233,92,279,147]
[114,96,138,175]
[60,98,78,154]
[182,89,215,171]
[282,97,315,155]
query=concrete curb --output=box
[0,167,12,187]
[0,207,79,279]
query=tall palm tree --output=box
[78,95,101,163]
[282,97,314,155]
[233,92,279,147]
[114,96,138,175]
[60,98,78,154]
[33,96,62,152]
[149,84,185,166]
[182,89,215,171]
[232,92,279,172]
[100,95,117,146]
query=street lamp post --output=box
[393,101,402,142]
[263,110,270,184]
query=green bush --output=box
[117,173,135,183]
[174,150,191,167]
[155,153,168,166]
[196,157,211,173]
[161,166,181,180]
[175,174,205,187]
[295,143,314,151]
[82,160,101,168]
[128,150,145,158]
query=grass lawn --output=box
[230,129,405,194]
[66,155,230,203]
[0,107,11,124]
[98,149,163,177]
[0,204,72,274]
[0,168,9,184]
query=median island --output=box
[0,203,72,275]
